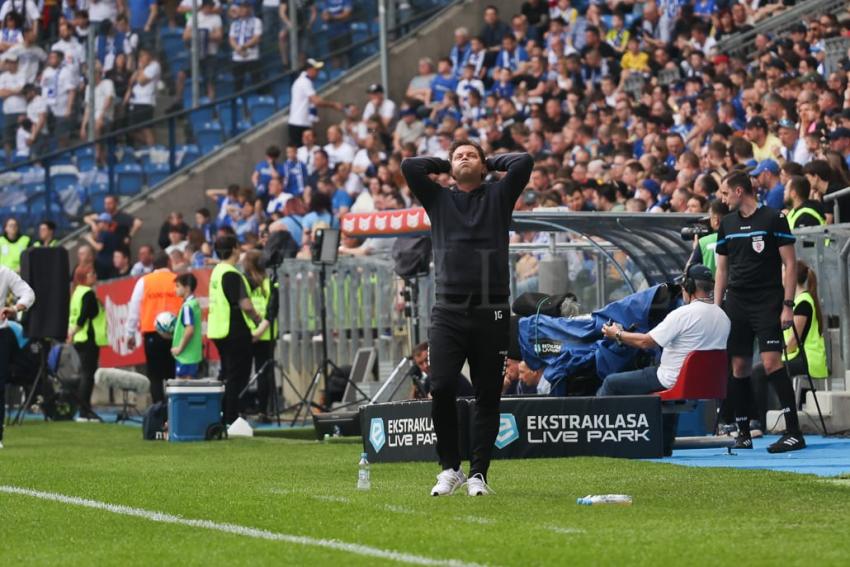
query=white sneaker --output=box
[430,468,467,496]
[467,473,494,496]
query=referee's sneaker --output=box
[715,171,805,453]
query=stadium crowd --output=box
[0,0,351,163]
[2,0,850,280]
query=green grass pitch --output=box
[2,422,850,566]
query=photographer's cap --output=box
[687,264,714,283]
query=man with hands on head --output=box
[401,141,532,497]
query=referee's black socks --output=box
[767,367,801,433]
[730,376,753,436]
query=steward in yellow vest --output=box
[67,266,108,421]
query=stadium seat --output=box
[235,119,252,134]
[51,172,79,193]
[76,151,97,172]
[21,182,45,197]
[115,164,144,196]
[196,122,224,154]
[116,146,138,165]
[247,95,277,124]
[271,76,291,100]
[216,74,235,97]
[144,163,171,187]
[276,92,291,110]
[6,203,29,223]
[48,153,74,167]
[657,350,728,402]
[656,350,730,455]
[189,98,216,132]
[218,98,245,135]
[87,183,110,213]
[177,144,201,168]
[160,27,185,59]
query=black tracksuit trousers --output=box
[429,296,509,480]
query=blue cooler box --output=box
[166,379,225,442]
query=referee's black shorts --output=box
[724,288,784,357]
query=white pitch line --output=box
[544,527,585,535]
[0,485,489,567]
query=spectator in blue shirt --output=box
[251,145,286,203]
[495,33,528,73]
[283,144,308,196]
[428,58,458,105]
[489,67,514,99]
[301,191,335,237]
[127,0,158,47]
[449,27,471,78]
[751,159,785,210]
[321,0,352,67]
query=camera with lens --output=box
[680,218,711,241]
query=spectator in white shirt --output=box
[87,0,120,24]
[363,83,396,130]
[173,0,223,105]
[296,127,319,173]
[229,0,262,93]
[79,61,113,165]
[0,0,40,35]
[123,47,159,146]
[41,49,78,148]
[288,58,341,145]
[6,27,45,84]
[14,116,30,157]
[323,124,354,168]
[22,83,46,155]
[130,244,154,276]
[0,12,23,54]
[456,63,485,109]
[52,21,85,77]
[0,52,25,157]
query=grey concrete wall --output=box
[93,0,520,251]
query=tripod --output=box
[291,262,373,425]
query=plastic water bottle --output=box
[357,453,371,491]
[577,494,632,506]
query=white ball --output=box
[155,311,176,335]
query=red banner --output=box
[95,269,218,368]
[340,207,431,237]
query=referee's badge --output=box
[752,236,765,253]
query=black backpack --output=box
[142,402,168,440]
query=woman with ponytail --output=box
[751,261,828,431]
[782,261,828,380]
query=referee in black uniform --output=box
[402,142,532,496]
[715,171,805,453]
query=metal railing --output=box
[0,1,455,234]
[274,237,649,381]
[824,185,850,224]
[715,0,847,58]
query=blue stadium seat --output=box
[216,75,235,98]
[138,145,169,168]
[271,76,291,99]
[276,92,291,109]
[21,182,45,196]
[178,144,201,168]
[5,204,29,224]
[144,163,171,187]
[51,172,79,193]
[47,153,74,167]
[76,147,97,172]
[218,98,245,135]
[236,119,252,134]
[195,122,224,154]
[116,146,138,165]
[189,98,216,132]
[247,95,277,124]
[115,164,144,196]
[87,183,110,213]
[160,27,185,60]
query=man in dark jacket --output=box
[402,142,532,496]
